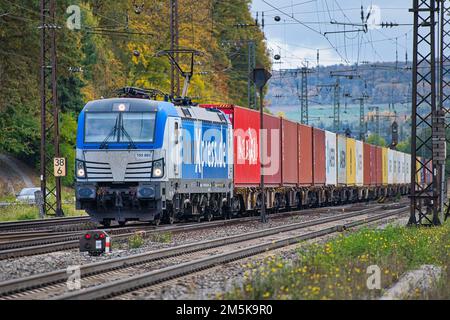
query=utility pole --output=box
[248,41,257,110]
[170,0,179,97]
[300,67,313,125]
[354,94,370,141]
[317,80,341,133]
[409,0,442,226]
[39,0,63,217]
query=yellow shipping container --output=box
[382,147,389,185]
[346,138,356,185]
[416,157,422,185]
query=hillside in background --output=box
[0,0,270,185]
[267,62,412,107]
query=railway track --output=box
[0,216,92,232]
[0,204,408,300]
[0,202,398,259]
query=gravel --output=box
[112,213,411,300]
[0,209,347,282]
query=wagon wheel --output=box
[232,196,241,214]
[295,193,302,209]
[153,215,161,226]
[165,205,175,225]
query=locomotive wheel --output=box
[153,218,161,226]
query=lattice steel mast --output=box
[39,0,63,216]
[170,0,180,97]
[409,0,442,226]
[439,0,450,221]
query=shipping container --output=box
[363,143,372,186]
[376,147,383,186]
[313,128,326,185]
[425,159,433,185]
[392,151,398,184]
[325,131,337,186]
[346,138,356,186]
[388,149,394,185]
[404,153,411,185]
[355,140,364,186]
[298,124,313,186]
[416,157,422,185]
[281,118,298,185]
[398,151,405,184]
[211,105,260,186]
[263,114,282,186]
[337,135,347,185]
[382,147,389,185]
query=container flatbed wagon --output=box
[201,104,411,212]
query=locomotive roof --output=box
[175,105,229,124]
[82,98,173,113]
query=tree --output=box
[367,134,387,147]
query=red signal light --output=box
[84,233,91,240]
[99,233,105,239]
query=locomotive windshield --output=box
[84,112,156,143]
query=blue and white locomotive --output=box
[75,90,233,226]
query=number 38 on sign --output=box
[54,158,67,177]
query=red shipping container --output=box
[312,128,326,186]
[298,124,313,186]
[202,104,261,186]
[263,114,282,186]
[281,118,299,185]
[375,147,383,186]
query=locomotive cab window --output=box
[84,112,156,143]
[121,112,156,143]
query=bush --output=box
[128,232,145,249]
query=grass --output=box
[0,187,85,222]
[149,232,173,243]
[223,221,450,300]
[128,232,145,249]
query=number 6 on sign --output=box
[54,158,67,177]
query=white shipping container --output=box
[404,153,411,184]
[337,135,347,185]
[325,131,337,186]
[355,140,364,186]
[398,152,405,184]
[388,149,395,185]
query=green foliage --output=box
[397,138,411,153]
[224,222,450,300]
[0,0,270,190]
[128,232,145,249]
[150,232,173,243]
[367,134,387,147]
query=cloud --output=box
[267,37,344,69]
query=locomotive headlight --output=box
[152,159,164,178]
[77,168,85,177]
[76,160,86,178]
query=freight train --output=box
[75,92,424,226]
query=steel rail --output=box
[0,206,407,297]
[0,216,92,232]
[58,207,408,300]
[0,202,386,258]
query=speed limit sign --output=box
[54,158,67,177]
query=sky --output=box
[250,0,413,68]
